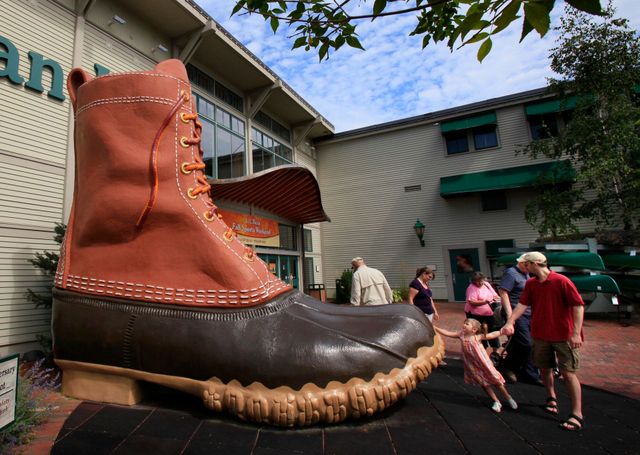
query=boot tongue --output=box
[155,59,189,83]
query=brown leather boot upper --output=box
[56,60,290,307]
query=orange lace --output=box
[136,95,214,228]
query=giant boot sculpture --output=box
[52,59,444,426]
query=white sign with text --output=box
[0,354,19,431]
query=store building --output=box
[315,89,598,302]
[0,0,333,356]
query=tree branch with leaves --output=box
[231,0,604,61]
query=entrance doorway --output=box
[258,254,299,289]
[448,248,480,301]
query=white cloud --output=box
[205,0,640,132]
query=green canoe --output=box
[602,254,640,271]
[568,274,621,294]
[497,252,606,270]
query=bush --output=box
[335,268,353,304]
[392,287,409,303]
[0,359,60,451]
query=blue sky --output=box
[200,1,639,133]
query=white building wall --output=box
[316,102,598,301]
[0,0,75,356]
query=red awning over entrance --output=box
[209,165,331,224]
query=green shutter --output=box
[440,112,497,133]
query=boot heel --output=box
[60,363,143,405]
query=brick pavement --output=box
[15,301,640,454]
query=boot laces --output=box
[136,93,255,261]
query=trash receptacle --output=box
[306,283,326,302]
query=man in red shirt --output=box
[502,252,585,431]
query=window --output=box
[303,229,313,252]
[444,130,469,154]
[279,224,297,250]
[255,110,291,142]
[529,113,559,140]
[472,125,498,149]
[441,112,498,155]
[194,94,246,179]
[187,64,243,112]
[252,127,293,172]
[481,190,507,211]
[303,257,315,286]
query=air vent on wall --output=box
[404,185,422,192]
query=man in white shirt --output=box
[350,257,393,306]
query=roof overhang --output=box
[440,161,575,198]
[85,0,334,140]
[210,165,331,224]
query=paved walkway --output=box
[18,302,640,454]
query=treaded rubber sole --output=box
[56,335,444,427]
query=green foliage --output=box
[26,223,66,310]
[231,0,604,62]
[335,268,353,303]
[0,359,60,450]
[392,286,409,303]
[520,2,640,236]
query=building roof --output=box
[316,87,553,143]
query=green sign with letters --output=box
[1,33,109,102]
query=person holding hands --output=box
[435,319,518,413]
[501,252,585,431]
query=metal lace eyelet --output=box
[180,90,190,102]
[180,162,193,175]
[180,112,190,124]
[243,251,255,262]
[180,137,190,148]
[223,229,234,242]
[187,188,198,199]
[204,211,216,222]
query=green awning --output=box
[440,161,575,197]
[525,97,577,116]
[440,112,497,133]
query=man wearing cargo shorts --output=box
[502,252,585,431]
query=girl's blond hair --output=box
[465,318,488,336]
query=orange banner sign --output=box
[218,209,280,247]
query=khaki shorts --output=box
[532,339,580,372]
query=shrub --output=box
[0,359,60,451]
[335,268,353,304]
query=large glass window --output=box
[303,228,313,252]
[252,127,293,172]
[279,224,297,250]
[194,94,246,179]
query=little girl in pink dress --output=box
[435,318,518,412]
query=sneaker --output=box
[507,397,518,410]
[491,401,502,413]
